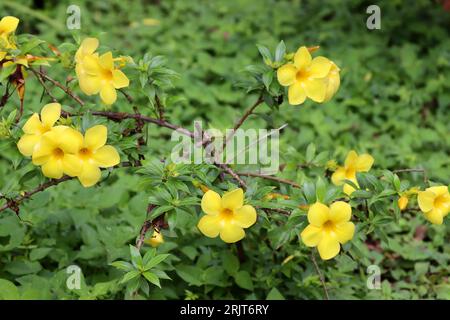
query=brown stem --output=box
[32,68,85,106]
[217,163,247,189]
[235,241,246,263]
[0,162,132,214]
[237,172,300,188]
[311,251,330,300]
[31,68,58,103]
[393,168,428,183]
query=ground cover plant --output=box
[0,0,448,300]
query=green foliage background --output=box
[0,0,449,299]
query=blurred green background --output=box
[0,0,448,299]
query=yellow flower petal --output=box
[356,154,374,172]
[201,190,222,215]
[424,208,444,225]
[40,103,61,128]
[32,134,56,165]
[99,52,114,70]
[309,57,332,78]
[344,150,358,169]
[219,224,245,243]
[59,128,83,154]
[426,186,449,197]
[288,82,306,105]
[79,74,101,95]
[81,55,101,75]
[317,234,340,260]
[41,158,64,179]
[62,154,82,177]
[197,214,221,238]
[331,166,346,186]
[277,63,297,86]
[112,70,129,88]
[304,78,327,103]
[100,84,117,105]
[0,16,20,34]
[23,113,43,134]
[234,205,257,228]
[84,125,107,151]
[300,224,323,247]
[78,163,101,187]
[17,134,41,156]
[343,183,356,196]
[293,46,311,70]
[93,145,120,168]
[81,38,99,55]
[334,221,355,244]
[418,190,436,213]
[308,202,330,227]
[329,201,351,223]
[222,188,244,210]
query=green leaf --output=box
[222,251,239,275]
[144,254,170,271]
[266,287,285,300]
[262,71,273,90]
[274,40,286,62]
[29,248,52,261]
[256,44,273,64]
[176,265,203,286]
[120,270,140,284]
[315,177,326,203]
[143,271,161,288]
[129,245,143,268]
[306,143,316,163]
[110,261,135,272]
[0,279,20,300]
[234,270,254,290]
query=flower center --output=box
[78,147,92,160]
[323,220,335,232]
[219,208,234,221]
[52,148,64,159]
[434,195,447,210]
[296,69,310,82]
[102,69,114,80]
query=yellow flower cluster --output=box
[277,46,340,105]
[198,188,257,243]
[0,16,19,61]
[17,103,120,187]
[75,38,130,105]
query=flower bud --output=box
[398,196,408,211]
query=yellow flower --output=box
[75,37,100,95]
[397,196,408,211]
[31,126,83,179]
[417,186,450,225]
[323,62,340,102]
[145,231,164,248]
[75,38,130,105]
[277,46,335,105]
[300,201,355,260]
[197,188,257,243]
[331,150,374,195]
[75,125,120,187]
[0,16,20,60]
[17,103,61,156]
